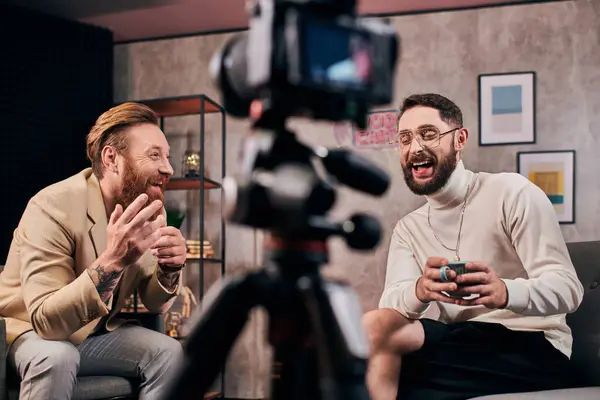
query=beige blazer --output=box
[0,168,178,345]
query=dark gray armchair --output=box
[0,266,166,400]
[471,240,600,399]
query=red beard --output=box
[118,159,167,220]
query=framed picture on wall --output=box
[478,71,536,146]
[517,150,576,224]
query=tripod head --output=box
[223,110,389,252]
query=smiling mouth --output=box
[411,160,434,171]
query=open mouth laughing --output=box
[410,159,435,180]
[149,178,168,192]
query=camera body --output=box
[211,0,399,127]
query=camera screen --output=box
[302,19,372,91]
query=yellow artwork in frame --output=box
[517,150,575,224]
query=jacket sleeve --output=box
[378,221,430,319]
[501,177,584,316]
[135,260,180,314]
[20,200,110,340]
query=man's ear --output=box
[454,128,469,152]
[101,146,119,174]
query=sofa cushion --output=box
[71,376,137,400]
[565,241,600,387]
[469,387,600,399]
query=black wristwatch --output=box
[158,263,185,272]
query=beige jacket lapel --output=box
[87,173,108,260]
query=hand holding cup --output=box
[415,256,461,305]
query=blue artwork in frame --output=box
[478,72,536,146]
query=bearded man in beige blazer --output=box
[0,102,188,399]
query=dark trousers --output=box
[397,319,575,400]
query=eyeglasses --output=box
[390,126,460,149]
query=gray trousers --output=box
[8,324,183,400]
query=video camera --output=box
[162,1,400,400]
[210,0,399,128]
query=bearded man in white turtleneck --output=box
[362,93,584,400]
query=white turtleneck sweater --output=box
[379,160,584,358]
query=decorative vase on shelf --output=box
[182,150,201,178]
[165,209,186,229]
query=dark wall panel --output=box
[0,5,113,263]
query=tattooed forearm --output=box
[87,266,125,304]
[157,266,181,292]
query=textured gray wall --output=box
[114,0,600,397]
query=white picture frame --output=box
[478,71,536,146]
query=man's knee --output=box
[15,335,80,378]
[362,308,423,354]
[152,334,183,368]
[362,308,406,349]
[36,342,80,370]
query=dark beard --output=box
[118,159,165,220]
[402,150,458,196]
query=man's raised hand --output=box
[103,194,165,268]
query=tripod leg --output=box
[161,270,271,400]
[267,289,322,400]
[297,275,371,400]
[319,278,370,363]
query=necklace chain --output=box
[427,173,478,261]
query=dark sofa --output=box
[470,240,600,399]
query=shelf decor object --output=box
[165,286,198,339]
[165,311,183,338]
[478,71,536,146]
[186,239,215,259]
[517,150,576,224]
[182,150,202,177]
